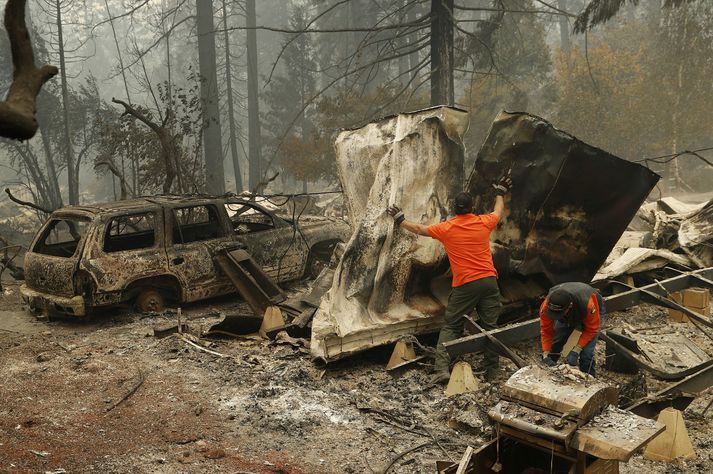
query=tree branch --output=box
[0,0,58,140]
[4,187,52,213]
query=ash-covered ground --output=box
[1,279,711,473]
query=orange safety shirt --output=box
[427,213,499,288]
[539,294,601,352]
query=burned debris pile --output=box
[10,107,713,473]
[596,196,713,282]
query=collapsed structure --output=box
[311,107,468,361]
[312,108,659,361]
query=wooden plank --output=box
[455,446,473,474]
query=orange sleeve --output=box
[481,213,500,230]
[577,294,601,349]
[539,297,554,352]
[427,221,448,241]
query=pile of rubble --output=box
[595,196,713,282]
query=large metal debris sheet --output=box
[311,106,468,362]
[466,111,660,303]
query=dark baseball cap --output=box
[454,192,473,215]
[546,288,573,321]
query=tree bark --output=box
[221,0,243,192]
[197,0,225,194]
[430,0,454,106]
[558,0,570,51]
[0,0,57,140]
[55,0,78,204]
[246,0,262,191]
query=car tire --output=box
[135,288,165,313]
[305,250,328,279]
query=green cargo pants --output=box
[434,276,502,374]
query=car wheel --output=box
[305,251,328,279]
[136,288,165,313]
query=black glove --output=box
[566,348,581,366]
[492,174,512,196]
[387,205,405,225]
[542,352,556,367]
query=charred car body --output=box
[21,195,350,316]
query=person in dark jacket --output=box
[539,282,605,376]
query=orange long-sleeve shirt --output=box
[539,293,601,352]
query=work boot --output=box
[485,367,500,382]
[429,370,450,386]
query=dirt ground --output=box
[1,277,712,474]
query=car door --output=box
[224,199,308,282]
[83,209,168,300]
[165,203,235,301]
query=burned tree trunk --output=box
[111,98,183,194]
[55,0,78,204]
[196,0,225,194]
[0,0,57,140]
[246,0,262,190]
[221,0,243,192]
[430,0,454,106]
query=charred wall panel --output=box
[468,111,660,299]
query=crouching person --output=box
[540,282,605,376]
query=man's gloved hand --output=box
[566,347,581,366]
[542,352,556,367]
[493,174,512,196]
[387,205,405,225]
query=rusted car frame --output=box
[21,195,349,316]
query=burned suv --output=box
[21,195,350,316]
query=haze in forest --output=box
[1,0,711,220]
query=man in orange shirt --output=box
[540,282,604,376]
[387,177,511,383]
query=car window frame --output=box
[32,216,91,258]
[170,203,226,246]
[224,200,279,233]
[101,210,161,254]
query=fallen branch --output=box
[179,334,230,358]
[4,187,52,213]
[358,406,453,460]
[106,370,144,412]
[0,0,58,140]
[381,441,432,473]
[94,158,134,199]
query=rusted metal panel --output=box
[602,331,713,380]
[214,249,285,316]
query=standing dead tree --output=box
[0,0,58,140]
[111,97,184,194]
